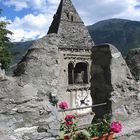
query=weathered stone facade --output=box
[47,0,94,122]
[48,0,94,49]
[0,35,60,140]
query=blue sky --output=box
[0,0,140,42]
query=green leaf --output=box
[80,129,91,138]
[0,13,12,69]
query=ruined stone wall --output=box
[14,34,60,94]
[91,44,140,139]
[0,34,60,140]
[0,32,93,139]
[1,37,140,140]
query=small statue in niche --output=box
[75,71,84,84]
[66,11,74,22]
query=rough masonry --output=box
[91,44,140,139]
[0,0,140,140]
[0,35,60,140]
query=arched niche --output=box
[68,62,89,85]
[74,62,88,84]
[67,12,74,22]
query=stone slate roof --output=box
[48,0,94,49]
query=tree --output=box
[0,9,12,69]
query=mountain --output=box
[7,19,140,74]
[10,41,33,66]
[87,19,140,56]
[6,41,33,75]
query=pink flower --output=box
[65,115,74,120]
[58,101,68,109]
[111,121,122,133]
[64,135,70,140]
[65,115,74,126]
[65,121,73,126]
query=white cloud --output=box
[47,0,59,5]
[1,0,58,41]
[31,0,46,9]
[2,0,59,12]
[3,0,29,11]
[73,0,140,25]
[114,0,140,21]
[29,0,48,13]
[11,14,49,30]
[2,13,53,42]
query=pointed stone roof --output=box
[48,0,94,49]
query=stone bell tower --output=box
[48,0,94,116]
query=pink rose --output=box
[64,135,70,140]
[65,115,74,126]
[65,115,74,120]
[58,101,68,109]
[111,121,122,133]
[65,121,73,126]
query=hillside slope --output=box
[88,19,140,56]
[10,41,33,65]
[7,41,33,74]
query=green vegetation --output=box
[0,9,12,69]
[88,19,140,56]
[6,41,33,75]
[10,41,33,66]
